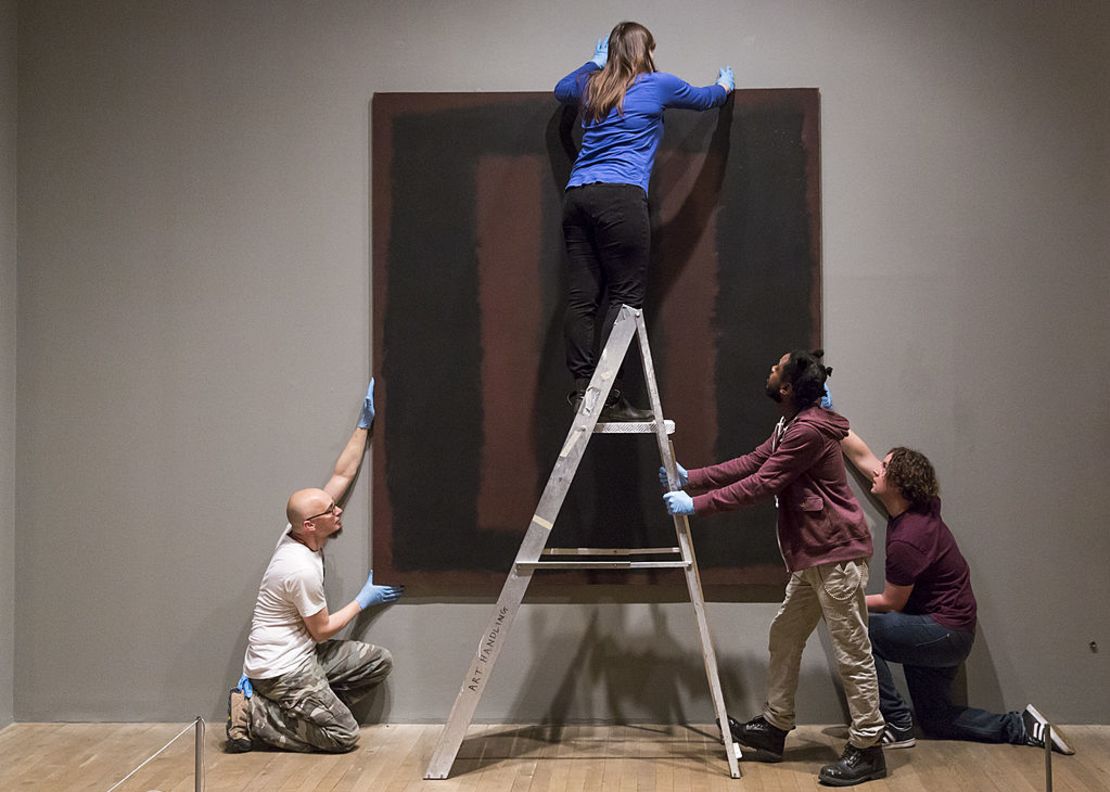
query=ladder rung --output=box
[517,560,690,571]
[593,419,675,435]
[542,547,681,556]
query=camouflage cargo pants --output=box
[248,639,392,753]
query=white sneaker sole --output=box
[1025,704,1075,755]
[882,737,916,749]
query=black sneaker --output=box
[1021,704,1075,755]
[818,744,887,786]
[727,715,787,762]
[880,721,915,749]
[226,687,252,753]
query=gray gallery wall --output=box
[1,0,17,729]
[13,0,1109,725]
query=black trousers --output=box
[561,183,650,381]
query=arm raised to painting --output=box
[323,378,375,504]
[841,429,882,481]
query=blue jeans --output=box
[869,611,1024,743]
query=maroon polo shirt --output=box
[886,498,977,632]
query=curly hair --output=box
[885,447,940,511]
[782,349,832,409]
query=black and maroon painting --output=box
[372,90,821,594]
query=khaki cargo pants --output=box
[249,639,392,753]
[762,558,884,748]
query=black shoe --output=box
[727,715,787,762]
[880,721,916,749]
[567,378,590,413]
[818,744,887,786]
[1021,704,1075,755]
[598,388,653,422]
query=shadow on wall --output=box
[963,624,1007,713]
[494,604,810,725]
[185,574,258,723]
[349,606,394,724]
[511,606,733,724]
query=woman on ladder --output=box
[555,21,733,421]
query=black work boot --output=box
[728,715,787,762]
[818,744,887,786]
[598,381,653,422]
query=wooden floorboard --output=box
[0,722,1106,791]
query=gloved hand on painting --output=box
[357,377,376,429]
[236,674,253,699]
[658,463,688,490]
[356,570,404,610]
[716,65,735,92]
[591,36,609,68]
[663,490,695,516]
[820,383,833,410]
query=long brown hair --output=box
[584,21,656,124]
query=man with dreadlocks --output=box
[660,350,887,786]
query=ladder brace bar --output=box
[542,547,682,556]
[516,560,691,571]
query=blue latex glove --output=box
[591,36,609,68]
[236,674,253,699]
[357,377,376,429]
[355,570,404,610]
[820,383,833,410]
[716,65,735,92]
[663,491,695,516]
[658,463,688,490]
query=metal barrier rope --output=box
[104,716,205,792]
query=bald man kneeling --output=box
[225,379,403,754]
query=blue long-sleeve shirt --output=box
[554,62,727,195]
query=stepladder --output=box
[424,305,742,779]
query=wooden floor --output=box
[0,722,1107,792]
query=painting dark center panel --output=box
[371,90,821,595]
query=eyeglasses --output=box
[305,503,338,521]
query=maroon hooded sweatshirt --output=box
[687,405,872,573]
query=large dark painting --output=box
[372,90,821,594]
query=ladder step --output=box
[542,547,681,556]
[593,419,675,435]
[516,560,690,571]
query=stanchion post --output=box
[1044,722,1052,792]
[195,716,205,792]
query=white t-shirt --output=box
[242,526,328,679]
